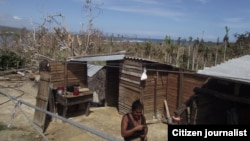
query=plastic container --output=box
[73,86,79,96]
[57,87,64,95]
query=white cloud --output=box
[13,16,22,20]
[104,6,184,18]
[195,0,208,4]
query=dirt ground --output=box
[0,73,168,141]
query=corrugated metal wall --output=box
[143,65,169,120]
[118,57,208,121]
[166,73,208,118]
[118,58,175,121]
[166,73,179,118]
[119,59,142,114]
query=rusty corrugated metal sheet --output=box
[182,73,208,103]
[119,59,142,114]
[166,73,179,117]
[119,56,209,122]
[119,58,175,120]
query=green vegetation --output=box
[0,49,26,71]
[0,122,18,131]
[0,122,37,141]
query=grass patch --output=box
[0,122,21,131]
[0,122,39,141]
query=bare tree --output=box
[80,0,102,55]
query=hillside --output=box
[0,25,26,33]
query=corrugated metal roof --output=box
[87,64,104,77]
[197,55,250,83]
[70,54,125,62]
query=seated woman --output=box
[121,99,148,141]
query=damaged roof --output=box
[197,55,250,83]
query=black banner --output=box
[168,125,250,140]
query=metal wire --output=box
[0,91,123,141]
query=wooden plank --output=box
[122,64,142,72]
[123,59,142,67]
[121,69,141,77]
[39,72,51,81]
[33,75,50,132]
[164,100,171,119]
[178,72,183,108]
[120,77,140,85]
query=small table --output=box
[56,91,93,118]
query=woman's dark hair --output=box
[132,99,143,111]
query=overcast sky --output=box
[0,0,250,42]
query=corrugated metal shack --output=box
[70,54,211,123]
[174,55,250,124]
[118,56,208,121]
[193,77,250,124]
[193,55,250,124]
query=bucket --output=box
[73,87,79,96]
[57,87,64,95]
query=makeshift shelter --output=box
[34,60,93,131]
[70,54,209,123]
[175,55,250,124]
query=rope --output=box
[5,95,49,141]
[17,104,49,141]
[7,99,21,128]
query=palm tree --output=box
[187,36,192,69]
[192,38,199,70]
[215,37,219,65]
[176,37,181,66]
[223,26,230,62]
[164,35,171,63]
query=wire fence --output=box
[0,90,123,141]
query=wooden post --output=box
[64,61,68,89]
[154,72,158,119]
[177,72,183,108]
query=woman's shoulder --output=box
[122,113,129,118]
